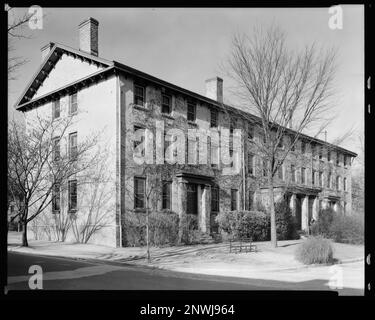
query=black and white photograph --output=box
[5,5,368,301]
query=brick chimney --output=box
[40,42,54,61]
[205,77,223,103]
[79,17,99,56]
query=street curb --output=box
[8,245,364,275]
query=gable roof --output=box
[14,42,357,157]
[14,42,113,108]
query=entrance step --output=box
[196,232,215,244]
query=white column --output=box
[200,185,211,234]
[289,194,296,217]
[177,182,187,243]
[197,185,203,231]
[312,197,319,220]
[301,195,309,231]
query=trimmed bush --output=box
[311,208,364,245]
[215,210,270,241]
[329,214,364,245]
[295,236,334,265]
[123,210,179,247]
[311,208,335,238]
[181,214,199,244]
[275,199,299,240]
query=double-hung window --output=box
[187,100,196,122]
[210,109,218,128]
[68,180,77,212]
[52,99,60,119]
[162,181,172,210]
[69,92,78,115]
[162,94,171,114]
[52,183,61,213]
[134,177,146,209]
[69,132,78,160]
[211,187,220,212]
[53,137,60,162]
[134,85,145,107]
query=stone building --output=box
[14,18,357,247]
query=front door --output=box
[186,183,198,215]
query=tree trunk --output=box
[22,221,28,247]
[146,208,151,263]
[268,173,277,248]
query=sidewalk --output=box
[8,232,364,291]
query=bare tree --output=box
[225,25,336,247]
[7,6,36,80]
[71,151,115,244]
[8,113,101,246]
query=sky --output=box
[8,6,364,158]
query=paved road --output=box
[7,252,362,294]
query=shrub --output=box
[311,208,364,245]
[295,236,334,265]
[215,210,270,241]
[123,210,179,247]
[329,214,364,245]
[311,208,335,237]
[275,199,299,240]
[181,214,199,244]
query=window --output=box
[52,99,60,119]
[230,120,234,135]
[301,167,306,184]
[278,165,283,180]
[344,155,350,167]
[301,141,306,154]
[162,181,171,210]
[311,144,316,158]
[328,151,331,162]
[336,153,340,166]
[68,180,77,212]
[319,146,323,160]
[344,177,347,191]
[248,124,254,140]
[319,171,323,187]
[162,94,171,114]
[52,183,60,213]
[134,85,145,106]
[291,165,296,183]
[263,159,268,177]
[210,109,218,128]
[134,177,146,209]
[69,92,78,114]
[187,100,196,121]
[312,170,316,185]
[327,172,332,189]
[248,153,254,175]
[69,132,78,160]
[134,126,145,157]
[53,137,60,161]
[210,137,219,168]
[231,189,238,211]
[291,137,295,151]
[164,132,172,163]
[336,176,341,190]
[277,137,284,149]
[211,187,219,212]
